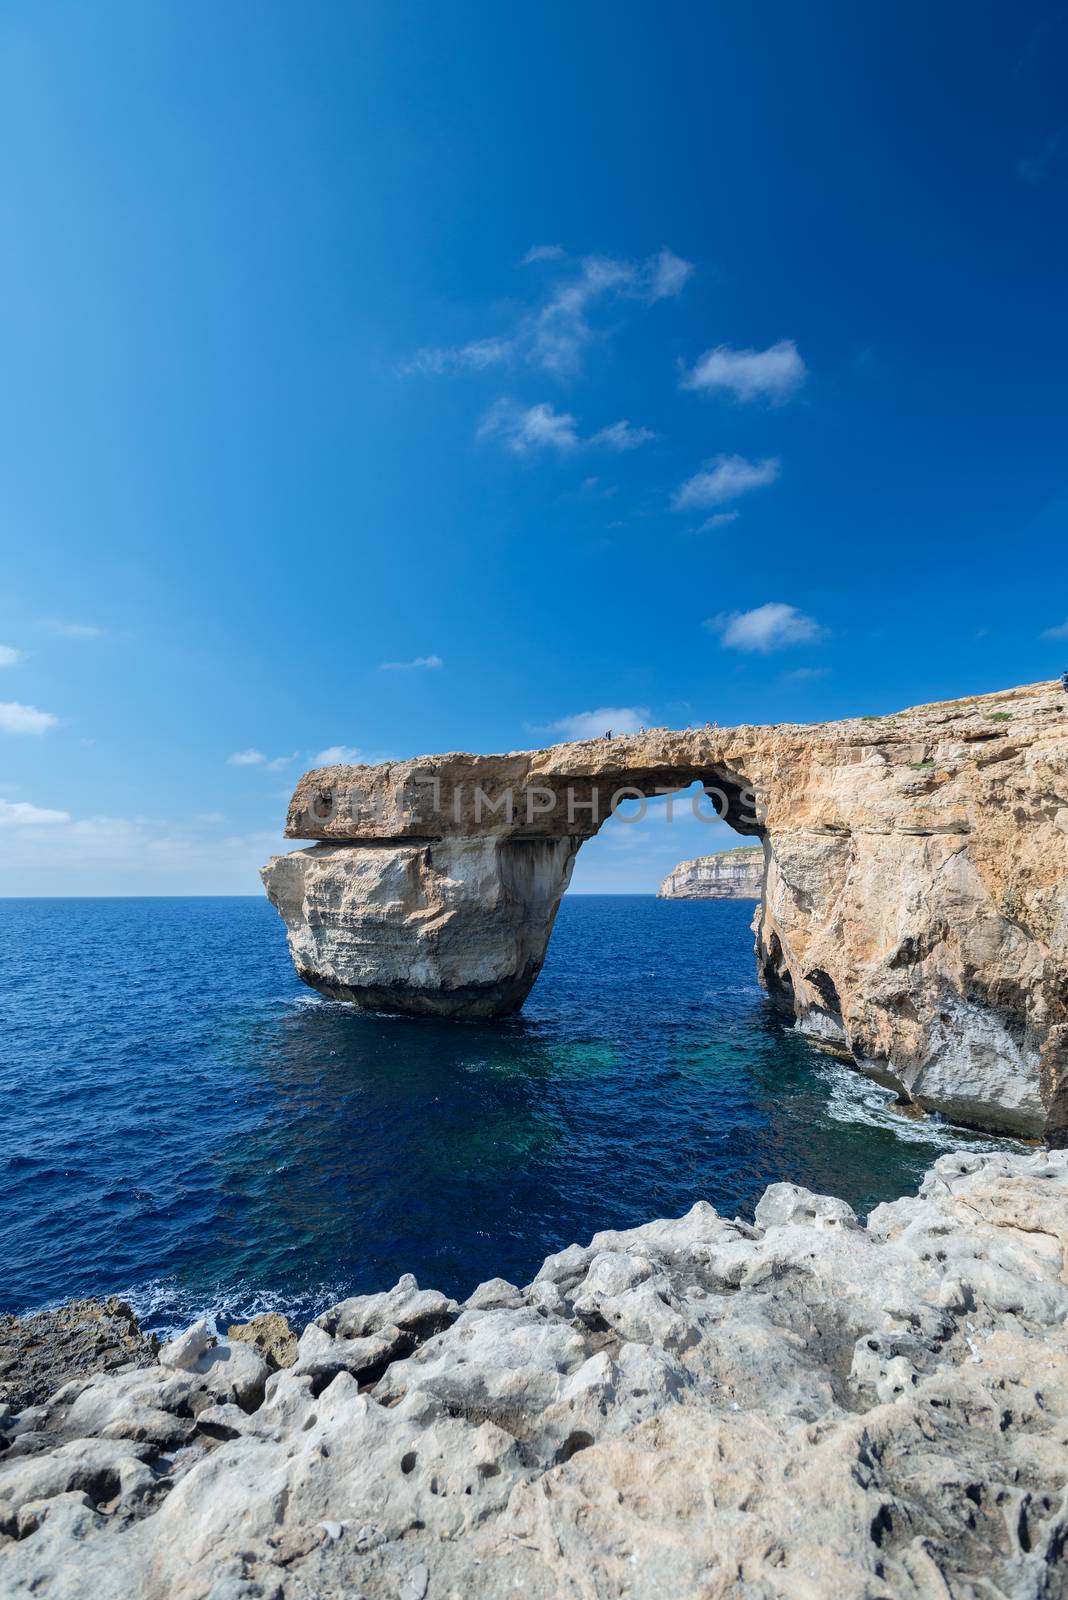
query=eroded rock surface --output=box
[658,845,764,899]
[0,1300,157,1413]
[263,683,1068,1138]
[2,1150,1067,1599]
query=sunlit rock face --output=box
[263,682,1068,1140]
[658,845,764,899]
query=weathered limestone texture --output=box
[0,1301,157,1413]
[263,837,579,1017]
[3,1150,1067,1598]
[262,683,1068,1139]
[658,845,763,899]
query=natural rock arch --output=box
[263,749,765,1017]
[263,683,1068,1142]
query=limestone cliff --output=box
[4,1150,1068,1599]
[263,682,1068,1140]
[658,845,763,899]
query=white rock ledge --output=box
[2,1150,1068,1598]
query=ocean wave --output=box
[814,1056,1024,1153]
[115,1275,352,1340]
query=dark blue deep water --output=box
[0,896,1016,1334]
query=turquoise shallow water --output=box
[0,895,1017,1334]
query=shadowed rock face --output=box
[263,837,580,1017]
[262,682,1068,1139]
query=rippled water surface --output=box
[0,896,1016,1333]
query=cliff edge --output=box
[658,845,764,898]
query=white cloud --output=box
[478,399,579,453]
[700,512,739,530]
[0,799,72,826]
[399,337,513,377]
[708,602,827,653]
[47,621,105,638]
[520,244,565,264]
[0,645,23,667]
[379,654,443,671]
[481,402,655,457]
[645,248,694,302]
[227,748,295,770]
[531,256,634,376]
[530,250,691,375]
[312,745,362,766]
[538,705,651,740]
[680,339,806,403]
[407,247,693,381]
[782,665,830,682]
[0,807,287,895]
[1040,618,1068,640]
[592,420,656,452]
[0,701,59,734]
[672,454,780,510]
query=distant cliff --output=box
[658,846,763,900]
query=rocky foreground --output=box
[2,1150,1067,1598]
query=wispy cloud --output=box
[681,510,740,538]
[46,621,105,639]
[0,701,59,734]
[536,705,651,740]
[481,401,654,456]
[707,602,827,653]
[406,247,693,381]
[312,745,362,765]
[379,654,443,671]
[0,645,24,667]
[782,665,830,682]
[530,250,692,375]
[399,337,514,378]
[227,749,296,770]
[680,339,806,403]
[646,248,694,301]
[479,400,580,453]
[520,244,565,265]
[1040,618,1068,640]
[0,806,287,895]
[0,798,72,826]
[591,419,656,452]
[673,454,780,510]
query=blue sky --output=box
[1,1,1066,894]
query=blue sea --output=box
[0,896,1017,1335]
